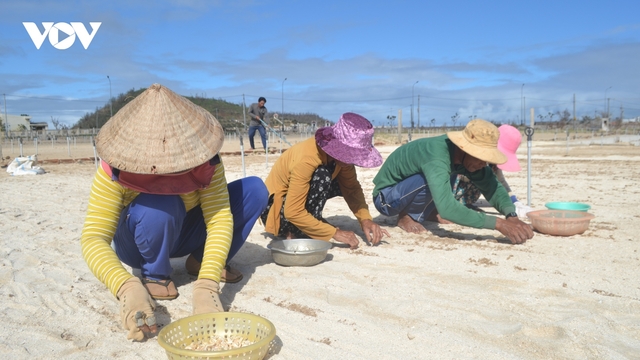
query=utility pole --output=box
[411,81,418,128]
[521,84,525,126]
[1,94,4,160]
[604,86,612,118]
[281,78,287,133]
[573,93,576,133]
[397,109,402,144]
[3,93,7,133]
[411,81,418,141]
[242,94,247,128]
[417,95,420,129]
[523,96,526,126]
[107,75,113,119]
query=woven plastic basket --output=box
[527,209,595,236]
[158,312,276,360]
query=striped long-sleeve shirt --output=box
[80,160,233,297]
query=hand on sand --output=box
[361,219,390,246]
[333,228,359,249]
[192,279,224,315]
[495,216,534,244]
[117,278,157,341]
[397,213,427,234]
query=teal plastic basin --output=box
[545,202,591,212]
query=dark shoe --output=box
[221,265,243,283]
[185,254,201,276]
[186,254,243,283]
[142,278,179,300]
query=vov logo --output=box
[23,22,101,50]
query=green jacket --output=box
[372,135,515,229]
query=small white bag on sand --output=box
[514,201,534,218]
[6,155,45,176]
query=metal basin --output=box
[267,239,332,267]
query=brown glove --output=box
[117,277,157,341]
[192,279,224,314]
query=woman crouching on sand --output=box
[80,84,267,341]
[260,112,389,248]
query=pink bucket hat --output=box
[315,112,382,168]
[496,124,522,172]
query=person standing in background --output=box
[248,97,268,151]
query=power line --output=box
[9,91,638,108]
[6,91,639,125]
[282,95,523,103]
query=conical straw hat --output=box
[96,84,224,174]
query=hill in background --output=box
[72,87,331,131]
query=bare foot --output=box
[397,213,427,234]
[436,214,453,224]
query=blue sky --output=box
[1,0,639,128]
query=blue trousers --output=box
[248,125,267,150]
[373,174,439,223]
[113,176,268,280]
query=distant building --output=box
[0,113,48,131]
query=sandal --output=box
[142,278,179,300]
[221,265,243,283]
[186,254,244,283]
